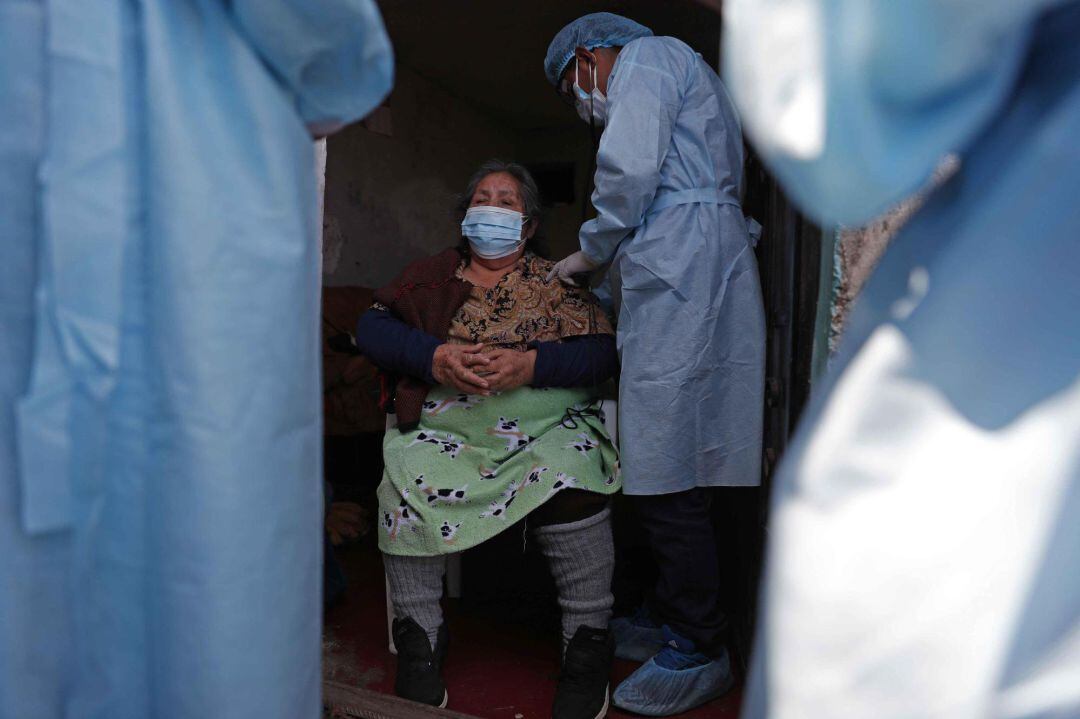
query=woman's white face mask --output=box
[461,206,527,259]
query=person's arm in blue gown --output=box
[579,39,686,265]
[722,0,1061,226]
[228,0,394,132]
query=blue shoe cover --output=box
[609,607,665,662]
[612,627,734,716]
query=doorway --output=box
[318,2,824,717]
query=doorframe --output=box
[724,148,829,664]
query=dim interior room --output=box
[316,2,820,717]
[321,0,723,287]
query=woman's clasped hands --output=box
[431,343,536,396]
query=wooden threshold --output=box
[323,681,482,719]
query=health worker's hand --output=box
[546,250,599,286]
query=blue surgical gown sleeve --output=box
[724,2,1080,718]
[723,0,1068,226]
[1,2,394,717]
[580,39,684,265]
[229,0,394,129]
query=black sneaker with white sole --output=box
[392,617,449,708]
[553,626,615,719]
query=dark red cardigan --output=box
[372,247,473,428]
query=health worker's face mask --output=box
[461,206,528,259]
[574,57,607,126]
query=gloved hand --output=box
[546,250,600,286]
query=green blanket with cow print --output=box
[377,385,620,556]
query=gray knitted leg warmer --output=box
[384,553,447,649]
[532,506,615,651]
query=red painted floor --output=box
[322,540,742,719]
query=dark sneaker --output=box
[392,617,448,708]
[553,626,615,719]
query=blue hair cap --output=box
[543,12,653,86]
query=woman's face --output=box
[468,172,536,270]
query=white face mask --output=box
[461,205,528,259]
[573,57,607,126]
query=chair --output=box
[384,399,618,654]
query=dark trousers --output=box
[632,487,727,656]
[531,487,609,527]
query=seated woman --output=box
[356,160,620,719]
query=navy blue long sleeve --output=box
[355,309,440,384]
[530,335,618,388]
[355,309,618,388]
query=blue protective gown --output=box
[0,2,391,717]
[724,1,1080,716]
[584,36,765,495]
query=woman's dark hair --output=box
[456,159,546,256]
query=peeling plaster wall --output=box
[831,199,922,344]
[830,156,960,347]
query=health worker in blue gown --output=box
[724,0,1080,716]
[0,2,392,718]
[544,13,767,716]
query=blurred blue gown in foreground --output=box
[725,0,1080,716]
[0,1,391,717]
